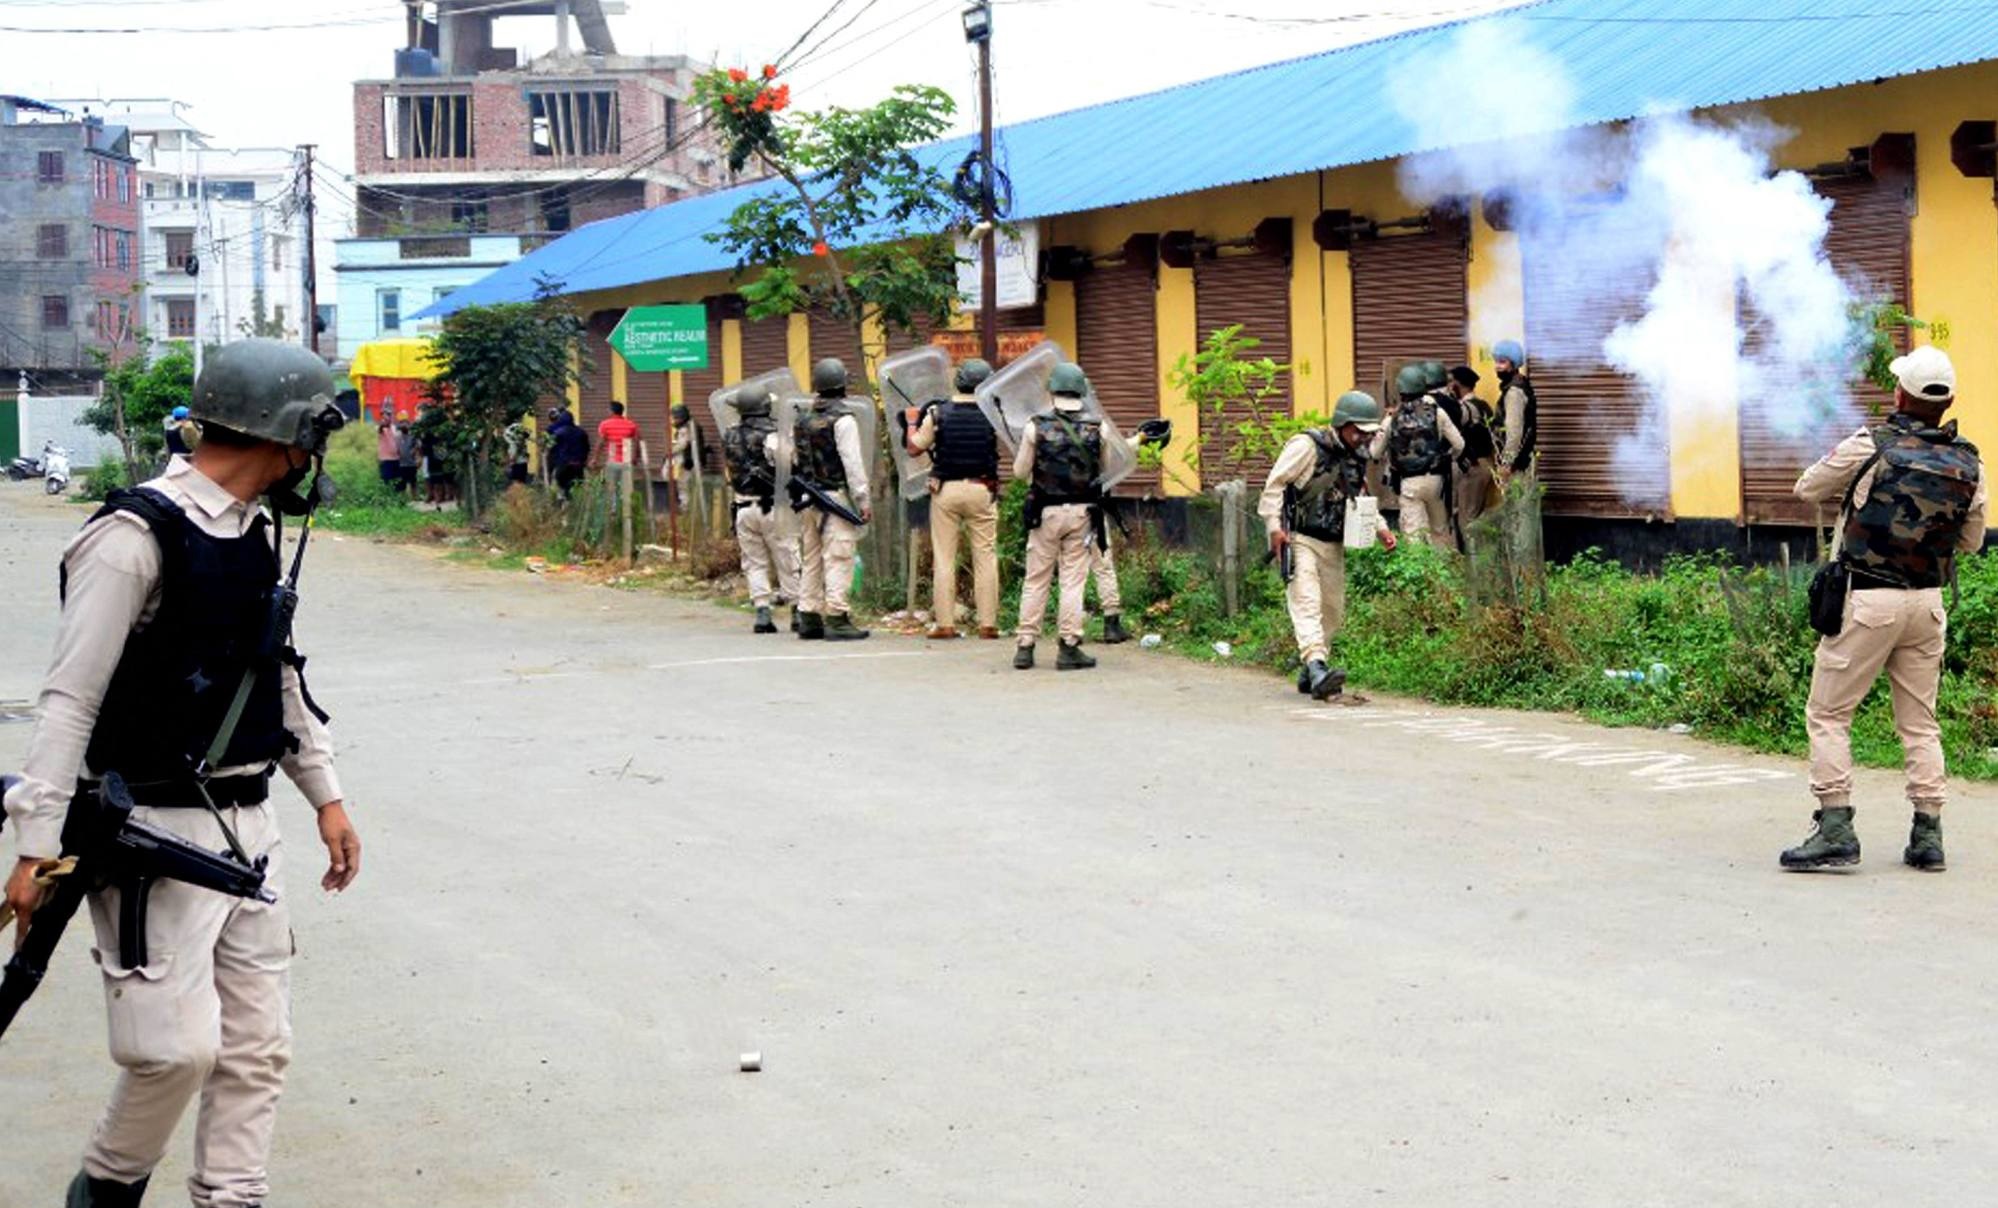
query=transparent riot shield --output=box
[712,368,803,438]
[1098,414,1138,492]
[777,393,877,521]
[974,340,1106,455]
[877,345,953,501]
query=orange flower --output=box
[751,93,769,112]
[812,240,830,257]
[762,64,778,79]
[722,93,737,107]
[727,67,748,83]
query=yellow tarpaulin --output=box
[349,336,443,389]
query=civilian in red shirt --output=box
[595,401,641,467]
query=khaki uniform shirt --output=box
[3,458,342,860]
[1498,383,1532,468]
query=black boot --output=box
[1057,639,1098,671]
[1905,811,1946,871]
[823,613,871,641]
[790,606,802,634]
[1013,643,1035,671]
[753,606,778,634]
[796,611,825,640]
[66,1171,150,1208]
[1780,806,1861,870]
[1100,613,1130,644]
[1296,664,1312,695]
[1307,659,1347,701]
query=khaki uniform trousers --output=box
[733,499,800,608]
[1806,586,1949,810]
[1089,535,1121,613]
[1285,533,1348,664]
[799,510,862,615]
[1397,473,1454,551]
[1457,459,1496,529]
[83,803,291,1208]
[1016,502,1092,644]
[929,479,999,630]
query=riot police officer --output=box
[910,358,1003,640]
[1373,363,1465,551]
[719,386,801,634]
[2,338,361,1208]
[1013,362,1112,671]
[1491,339,1537,481]
[792,358,873,641]
[1260,391,1396,700]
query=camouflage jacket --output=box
[1799,413,1988,588]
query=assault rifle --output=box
[788,476,866,526]
[0,771,274,1040]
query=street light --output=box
[962,2,991,44]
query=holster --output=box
[1088,504,1109,554]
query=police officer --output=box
[2,338,361,1208]
[720,386,801,634]
[1782,346,1986,872]
[910,358,1003,640]
[1373,363,1464,551]
[1491,339,1537,482]
[1013,362,1112,671]
[1442,365,1498,528]
[669,402,700,505]
[162,405,196,459]
[1261,391,1397,700]
[793,358,873,641]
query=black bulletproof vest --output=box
[1498,373,1538,470]
[75,488,293,785]
[931,401,998,481]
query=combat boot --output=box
[823,613,870,641]
[1779,806,1860,870]
[1905,811,1946,872]
[796,611,825,640]
[753,606,778,634]
[1307,659,1347,701]
[67,1171,149,1208]
[1100,613,1131,644]
[1013,643,1035,670]
[790,606,802,634]
[1057,639,1097,671]
[1296,665,1312,695]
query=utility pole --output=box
[193,147,208,375]
[299,144,319,355]
[964,3,997,364]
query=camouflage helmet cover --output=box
[191,338,343,452]
[811,358,848,395]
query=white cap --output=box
[1889,345,1956,403]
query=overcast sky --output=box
[7,0,1518,275]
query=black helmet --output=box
[812,358,848,396]
[954,358,994,394]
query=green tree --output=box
[692,65,963,369]
[84,337,194,485]
[424,300,586,518]
[1167,325,1311,485]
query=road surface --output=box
[2,483,1992,1206]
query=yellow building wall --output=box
[721,318,743,384]
[786,313,810,387]
[1045,278,1077,355]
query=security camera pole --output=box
[965,2,997,364]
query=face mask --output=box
[268,455,333,518]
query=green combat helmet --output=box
[1331,390,1384,432]
[1393,364,1429,401]
[1049,362,1089,398]
[734,387,772,418]
[191,338,344,453]
[955,358,994,394]
[1420,360,1448,392]
[812,358,848,396]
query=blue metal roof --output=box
[418,0,1998,319]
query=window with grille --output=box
[528,89,621,157]
[166,298,195,338]
[37,151,63,183]
[42,295,69,329]
[36,224,66,258]
[164,229,194,271]
[383,92,472,160]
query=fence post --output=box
[1218,479,1243,618]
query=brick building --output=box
[0,96,142,387]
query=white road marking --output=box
[646,651,927,671]
[1287,707,1794,791]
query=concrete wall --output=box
[17,389,120,469]
[0,122,140,373]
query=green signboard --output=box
[608,304,710,372]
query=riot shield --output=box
[776,393,878,520]
[711,368,803,437]
[1097,414,1138,492]
[878,345,953,501]
[973,340,1103,455]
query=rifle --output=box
[787,476,865,526]
[1263,487,1297,582]
[0,771,274,1040]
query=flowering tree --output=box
[691,66,962,369]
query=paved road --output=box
[3,482,1994,1207]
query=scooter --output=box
[40,443,70,495]
[4,448,43,481]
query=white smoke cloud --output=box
[1390,20,1860,506]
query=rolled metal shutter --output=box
[624,357,669,471]
[1522,211,1668,517]
[1194,250,1291,483]
[1739,172,1911,524]
[1349,229,1467,406]
[807,308,867,380]
[738,315,790,379]
[1076,263,1159,493]
[676,305,726,473]
[577,310,619,431]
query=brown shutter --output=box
[577,310,618,431]
[1076,263,1159,494]
[1739,171,1912,524]
[1522,211,1668,517]
[678,304,726,472]
[1194,250,1291,483]
[807,308,866,379]
[624,359,668,471]
[882,313,935,355]
[738,315,790,378]
[1349,229,1467,406]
